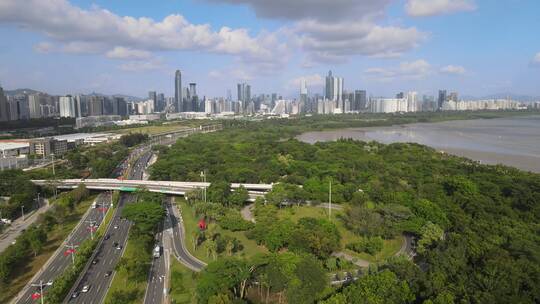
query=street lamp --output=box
[200,171,207,203]
[30,280,46,304]
[64,243,79,266]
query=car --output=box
[71,292,79,298]
[81,285,90,293]
[105,271,112,277]
[113,225,119,229]
[116,245,123,250]
[92,259,99,265]
[46,280,53,286]
[104,234,110,240]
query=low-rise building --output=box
[29,138,68,156]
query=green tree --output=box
[417,222,444,254]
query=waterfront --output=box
[297,115,540,173]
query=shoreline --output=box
[297,115,540,174]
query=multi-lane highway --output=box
[143,227,167,304]
[66,151,152,303]
[13,193,111,304]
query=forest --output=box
[150,115,540,303]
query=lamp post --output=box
[30,280,46,304]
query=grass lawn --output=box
[113,121,212,135]
[276,205,403,264]
[104,239,146,304]
[177,199,267,264]
[169,258,197,304]
[0,195,95,303]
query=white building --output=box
[59,96,76,118]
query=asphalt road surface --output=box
[143,228,167,304]
[14,193,111,304]
[168,198,206,271]
[67,151,152,304]
[0,199,51,254]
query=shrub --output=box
[346,236,383,255]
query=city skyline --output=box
[0,0,539,98]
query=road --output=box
[168,198,206,271]
[0,199,51,254]
[66,151,152,304]
[143,226,167,304]
[13,194,111,304]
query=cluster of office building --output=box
[0,133,121,170]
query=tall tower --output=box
[325,70,334,101]
[175,70,182,112]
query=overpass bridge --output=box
[31,178,272,201]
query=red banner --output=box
[31,292,41,300]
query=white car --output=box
[81,285,90,293]
[46,280,53,286]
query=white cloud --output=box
[533,52,540,65]
[406,0,476,17]
[207,0,391,22]
[0,0,286,68]
[119,59,164,72]
[365,59,431,82]
[106,47,152,60]
[288,74,324,89]
[205,68,253,81]
[295,20,426,64]
[208,70,223,79]
[440,65,466,75]
[208,0,425,65]
[33,42,54,53]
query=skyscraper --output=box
[87,96,103,116]
[28,94,42,119]
[0,86,8,122]
[325,70,343,108]
[148,91,157,112]
[175,70,182,112]
[157,93,165,112]
[354,90,367,111]
[438,90,447,110]
[237,83,251,112]
[59,95,77,118]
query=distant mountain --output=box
[4,88,43,96]
[3,89,144,102]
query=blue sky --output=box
[0,0,539,99]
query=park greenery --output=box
[149,113,540,303]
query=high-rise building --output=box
[449,92,458,102]
[175,70,182,113]
[28,94,42,119]
[0,86,8,122]
[157,93,165,112]
[7,97,19,121]
[87,96,103,116]
[407,92,418,112]
[354,90,367,111]
[325,71,334,101]
[59,95,77,118]
[325,70,343,108]
[438,90,447,110]
[148,91,157,112]
[113,97,127,117]
[237,83,251,112]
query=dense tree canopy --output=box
[150,116,540,303]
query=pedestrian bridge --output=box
[31,179,272,200]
